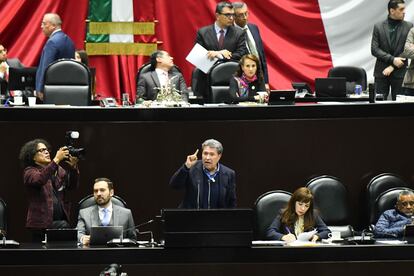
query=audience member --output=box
[35,13,75,100]
[193,1,247,99]
[233,2,269,88]
[19,139,79,242]
[136,50,187,101]
[169,139,236,209]
[371,0,412,100]
[374,190,414,238]
[229,54,266,102]
[77,177,137,245]
[266,187,330,242]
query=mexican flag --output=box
[86,0,156,55]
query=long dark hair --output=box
[235,54,264,82]
[281,187,315,231]
[19,139,51,168]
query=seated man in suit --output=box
[169,139,236,209]
[374,190,414,238]
[136,50,187,101]
[0,44,24,96]
[77,177,137,245]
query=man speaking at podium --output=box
[77,178,136,245]
[169,139,237,209]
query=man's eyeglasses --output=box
[220,13,235,18]
[37,148,49,154]
[235,12,248,18]
[400,201,414,207]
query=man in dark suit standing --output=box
[35,13,75,100]
[371,0,413,100]
[169,139,236,209]
[136,50,187,101]
[233,2,269,89]
[77,178,137,246]
[193,2,247,99]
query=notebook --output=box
[45,228,78,247]
[89,226,123,245]
[315,77,347,97]
[268,90,296,105]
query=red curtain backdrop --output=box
[0,0,332,99]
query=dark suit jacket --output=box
[77,203,137,241]
[23,161,79,229]
[247,23,269,83]
[196,24,247,61]
[169,161,236,209]
[371,19,413,78]
[35,30,75,92]
[136,70,187,100]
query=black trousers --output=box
[374,77,404,100]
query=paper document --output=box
[186,43,218,73]
[297,229,317,241]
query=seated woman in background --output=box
[75,50,89,66]
[266,187,330,242]
[229,54,266,102]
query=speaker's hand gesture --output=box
[185,149,199,169]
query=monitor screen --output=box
[8,67,37,91]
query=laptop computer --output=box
[315,77,347,97]
[162,208,253,248]
[89,226,123,246]
[268,90,296,105]
[45,228,78,247]
[403,224,414,243]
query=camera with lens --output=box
[65,131,86,159]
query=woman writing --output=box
[229,54,266,102]
[266,187,330,242]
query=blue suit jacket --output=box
[35,30,75,92]
[169,161,237,209]
[247,23,269,83]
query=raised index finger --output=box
[192,149,199,157]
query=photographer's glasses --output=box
[36,148,49,154]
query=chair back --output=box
[328,66,367,91]
[78,195,128,210]
[43,59,91,106]
[254,190,291,240]
[0,198,6,234]
[373,187,414,225]
[306,175,350,225]
[367,173,408,225]
[306,175,353,237]
[208,61,238,103]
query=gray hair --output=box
[232,2,247,10]
[45,13,62,27]
[398,190,414,201]
[202,139,223,154]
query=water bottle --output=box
[354,84,362,95]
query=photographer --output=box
[19,138,80,242]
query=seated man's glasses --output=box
[400,201,414,207]
[220,13,235,18]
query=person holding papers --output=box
[229,54,266,102]
[192,1,247,99]
[266,187,330,242]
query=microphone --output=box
[119,219,156,247]
[122,219,154,234]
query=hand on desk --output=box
[281,233,296,243]
[81,235,90,246]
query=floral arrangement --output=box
[155,76,183,103]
